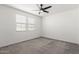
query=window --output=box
[16,14,26,31]
[28,17,35,30]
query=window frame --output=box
[27,17,36,31]
[16,14,27,32]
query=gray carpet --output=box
[0,37,79,54]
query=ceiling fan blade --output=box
[43,6,52,10]
[43,10,49,13]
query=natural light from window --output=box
[16,14,36,31]
[16,14,26,31]
[28,17,35,31]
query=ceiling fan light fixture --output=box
[40,10,43,12]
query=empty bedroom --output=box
[0,4,79,54]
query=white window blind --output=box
[16,14,26,31]
[28,17,36,30]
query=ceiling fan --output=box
[35,4,52,14]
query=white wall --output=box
[0,5,41,47]
[42,8,79,44]
[0,5,79,47]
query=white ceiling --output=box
[7,4,79,17]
